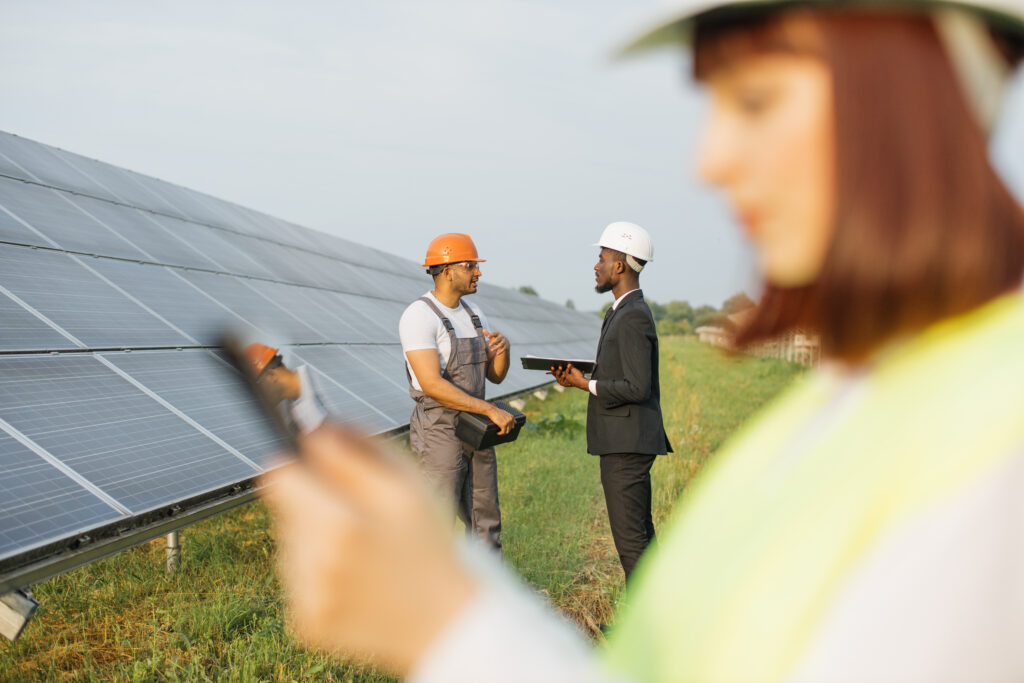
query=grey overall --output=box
[408,297,502,551]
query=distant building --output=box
[696,325,730,347]
[695,309,821,367]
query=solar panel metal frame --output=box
[0,129,599,598]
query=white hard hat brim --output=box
[614,0,1024,57]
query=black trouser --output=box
[599,453,657,581]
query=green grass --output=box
[1,338,801,681]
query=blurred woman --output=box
[261,1,1024,681]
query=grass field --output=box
[1,337,801,682]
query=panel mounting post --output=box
[165,530,181,572]
[0,589,39,642]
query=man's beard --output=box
[594,281,613,294]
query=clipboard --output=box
[520,354,596,374]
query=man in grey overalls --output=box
[399,233,514,551]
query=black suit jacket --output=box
[587,290,672,456]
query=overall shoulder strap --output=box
[418,296,455,333]
[417,296,457,377]
[460,300,484,334]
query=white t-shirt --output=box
[399,292,490,391]
[290,365,327,434]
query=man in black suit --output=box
[553,221,672,581]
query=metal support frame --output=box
[0,487,257,597]
[0,589,39,642]
[165,531,181,572]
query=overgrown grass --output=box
[1,337,801,681]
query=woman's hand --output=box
[259,425,478,675]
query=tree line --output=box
[517,284,755,337]
[599,292,755,337]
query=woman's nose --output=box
[696,107,737,187]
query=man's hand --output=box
[482,329,509,362]
[487,404,516,435]
[551,363,588,391]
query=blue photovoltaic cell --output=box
[0,179,148,260]
[334,292,406,339]
[350,263,424,301]
[0,431,125,562]
[0,132,121,202]
[69,194,223,270]
[213,201,290,242]
[337,343,410,392]
[227,235,314,285]
[146,213,278,279]
[87,258,257,345]
[289,346,402,433]
[136,176,238,230]
[116,168,194,219]
[179,270,326,343]
[245,280,371,344]
[0,290,75,351]
[0,180,50,247]
[301,288,393,342]
[0,243,192,348]
[0,355,258,514]
[101,350,286,469]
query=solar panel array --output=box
[0,130,601,587]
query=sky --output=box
[2,0,1022,313]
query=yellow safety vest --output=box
[604,293,1024,682]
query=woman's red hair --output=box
[696,9,1024,362]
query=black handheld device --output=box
[218,330,299,453]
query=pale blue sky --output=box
[2,1,1022,311]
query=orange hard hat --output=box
[244,343,279,376]
[422,233,486,268]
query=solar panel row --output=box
[0,130,601,582]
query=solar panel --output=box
[289,346,407,432]
[101,350,286,470]
[0,132,121,203]
[86,258,257,345]
[177,270,326,343]
[42,147,160,210]
[244,281,369,344]
[0,431,125,562]
[0,129,601,598]
[146,213,279,279]
[66,194,223,270]
[0,293,74,352]
[0,355,258,513]
[0,178,149,260]
[0,244,193,348]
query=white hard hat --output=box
[617,0,1024,54]
[594,221,654,272]
[615,0,1024,132]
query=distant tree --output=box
[565,299,576,310]
[722,291,756,314]
[656,319,677,336]
[657,316,696,337]
[693,305,722,330]
[647,300,667,322]
[598,301,613,318]
[518,285,539,297]
[664,300,695,325]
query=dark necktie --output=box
[601,305,615,331]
